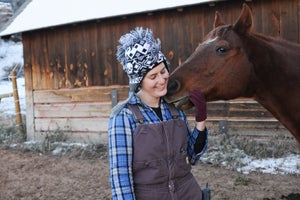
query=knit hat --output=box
[112,27,168,115]
[116,27,168,92]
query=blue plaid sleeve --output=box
[108,111,136,200]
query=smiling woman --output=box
[138,63,169,107]
[108,27,209,200]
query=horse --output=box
[165,3,300,145]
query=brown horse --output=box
[165,4,300,145]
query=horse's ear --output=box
[233,3,253,34]
[214,11,225,28]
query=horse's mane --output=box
[214,24,300,51]
[251,31,300,51]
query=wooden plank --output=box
[280,0,299,42]
[34,102,111,118]
[87,23,99,86]
[23,35,35,141]
[0,93,13,99]
[30,34,41,90]
[202,4,218,36]
[34,131,108,144]
[260,0,280,37]
[185,99,275,119]
[205,119,289,137]
[41,30,51,90]
[46,28,66,89]
[35,118,109,132]
[102,21,114,86]
[33,86,129,103]
[209,102,273,118]
[298,0,300,43]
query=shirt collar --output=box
[128,93,165,107]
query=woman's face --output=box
[140,62,169,99]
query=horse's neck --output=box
[254,33,300,57]
[248,33,300,84]
[254,32,299,45]
[247,34,300,130]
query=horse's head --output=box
[166,4,255,109]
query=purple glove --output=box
[189,89,207,122]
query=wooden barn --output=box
[0,0,299,144]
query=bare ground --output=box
[0,114,300,200]
[0,147,299,200]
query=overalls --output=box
[128,104,202,200]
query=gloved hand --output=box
[189,89,207,122]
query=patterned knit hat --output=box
[116,27,168,92]
[112,27,168,115]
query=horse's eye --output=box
[216,46,229,54]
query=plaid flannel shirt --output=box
[108,94,208,200]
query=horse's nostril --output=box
[167,79,181,94]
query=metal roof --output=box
[0,0,226,36]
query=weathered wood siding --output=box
[31,86,129,143]
[24,85,129,142]
[22,0,299,143]
[23,0,300,90]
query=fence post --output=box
[10,71,25,137]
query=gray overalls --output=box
[128,104,202,200]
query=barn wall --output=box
[22,0,299,143]
[23,0,300,90]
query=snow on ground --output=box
[0,38,25,115]
[238,154,300,175]
[0,39,299,175]
[0,77,25,115]
[0,39,23,78]
[201,145,300,175]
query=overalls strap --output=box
[168,103,180,119]
[127,104,144,124]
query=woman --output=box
[108,27,208,200]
